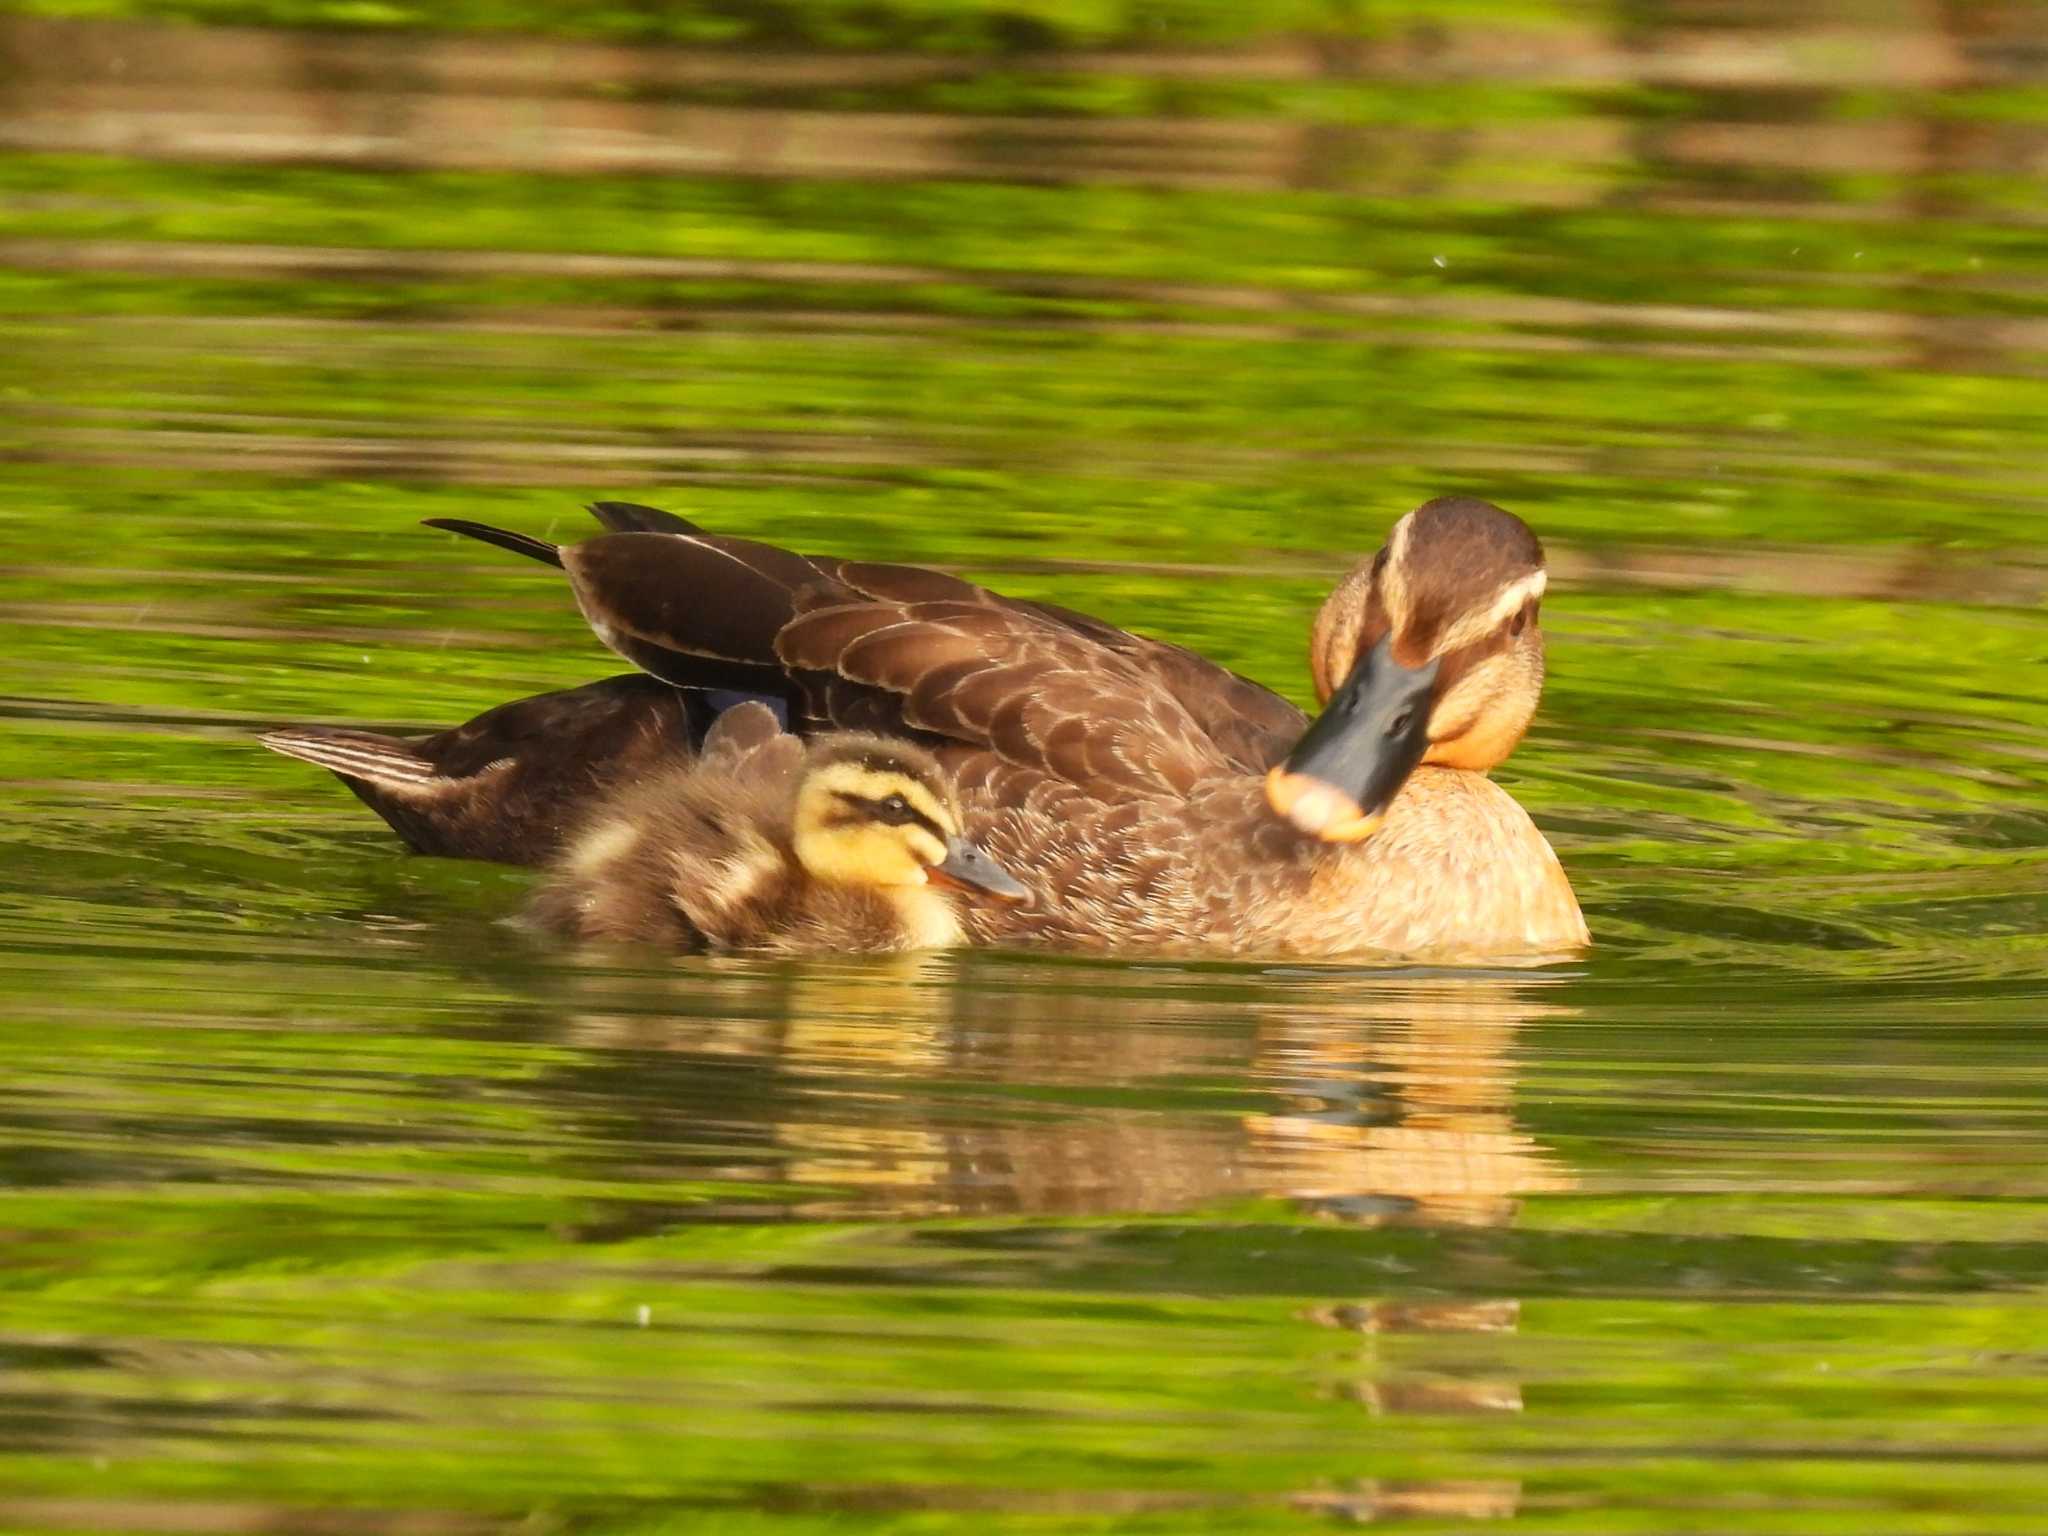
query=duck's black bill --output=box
[931,836,1033,903]
[1265,635,1437,843]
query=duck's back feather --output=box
[544,528,1305,796]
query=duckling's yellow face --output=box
[792,760,963,889]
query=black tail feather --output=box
[422,518,563,568]
[588,501,699,536]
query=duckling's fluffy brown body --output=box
[528,703,970,954]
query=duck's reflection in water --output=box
[555,958,1569,1217]
[1252,977,1560,1523]
[1250,977,1573,1227]
[548,956,1572,1524]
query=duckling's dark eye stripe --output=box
[834,790,945,839]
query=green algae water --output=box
[3,4,2048,1531]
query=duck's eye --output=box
[876,793,914,824]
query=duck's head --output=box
[793,738,1031,901]
[1266,497,1548,843]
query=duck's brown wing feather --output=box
[560,531,842,698]
[798,562,1304,774]
[558,529,1300,797]
[781,599,1221,794]
[1094,635,1305,774]
[953,593,1304,771]
[428,512,1305,776]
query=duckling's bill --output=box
[929,835,1032,903]
[1266,634,1438,843]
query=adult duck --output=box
[425,496,1589,959]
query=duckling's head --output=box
[792,737,1030,901]
[1269,496,1548,842]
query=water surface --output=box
[2,6,2047,1532]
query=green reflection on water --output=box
[3,6,2048,1533]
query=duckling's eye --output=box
[876,793,914,824]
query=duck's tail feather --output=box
[260,728,439,791]
[422,519,563,568]
[588,501,700,536]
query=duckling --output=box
[426,496,1586,959]
[530,701,1028,953]
[260,674,706,864]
